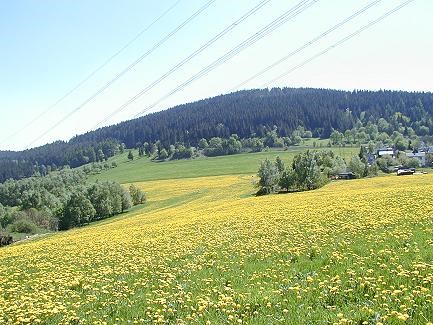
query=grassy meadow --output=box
[88,145,358,184]
[1,147,433,324]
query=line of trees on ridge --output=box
[2,87,433,182]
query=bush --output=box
[376,156,398,173]
[170,144,194,160]
[121,191,132,212]
[256,159,280,195]
[9,219,37,234]
[278,168,296,192]
[348,156,366,179]
[0,204,15,228]
[407,158,420,168]
[24,208,57,231]
[87,182,132,220]
[291,150,327,190]
[0,168,132,233]
[59,192,96,230]
[204,136,242,157]
[129,185,147,205]
[158,149,169,160]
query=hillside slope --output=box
[2,87,433,182]
[1,172,432,323]
[74,87,433,147]
[87,146,358,184]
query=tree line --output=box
[127,127,316,162]
[2,87,433,182]
[0,139,121,183]
[256,150,378,195]
[0,169,146,238]
[71,88,433,147]
[256,144,430,196]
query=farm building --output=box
[377,148,396,157]
[406,152,426,166]
[418,145,433,154]
[337,172,356,180]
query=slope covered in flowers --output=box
[1,174,433,324]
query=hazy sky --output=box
[1,0,432,151]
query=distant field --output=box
[88,145,359,184]
[1,173,432,323]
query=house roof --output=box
[406,152,426,157]
[378,149,394,155]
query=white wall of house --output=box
[406,152,426,166]
[378,150,395,157]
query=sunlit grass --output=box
[87,146,359,184]
[1,173,432,323]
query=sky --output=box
[0,0,432,151]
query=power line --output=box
[262,0,415,87]
[93,0,272,129]
[26,0,216,149]
[230,0,383,91]
[133,0,318,119]
[133,0,316,118]
[0,0,181,146]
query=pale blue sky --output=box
[0,0,432,150]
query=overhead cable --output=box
[93,0,272,129]
[26,0,216,149]
[262,0,415,87]
[0,0,181,146]
[230,0,383,91]
[133,0,318,119]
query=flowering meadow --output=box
[0,174,432,324]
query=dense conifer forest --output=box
[1,87,433,182]
[75,88,433,145]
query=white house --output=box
[406,152,426,166]
[377,148,395,157]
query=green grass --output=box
[300,137,330,146]
[9,227,52,242]
[88,145,360,184]
[2,173,433,323]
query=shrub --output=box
[376,156,398,173]
[348,156,366,179]
[256,159,280,195]
[258,150,345,195]
[9,219,37,234]
[129,185,147,205]
[0,204,15,228]
[407,158,420,168]
[24,208,56,230]
[59,192,96,230]
[121,191,133,212]
[278,168,296,192]
[291,150,327,190]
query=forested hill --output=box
[1,87,433,182]
[73,87,433,147]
